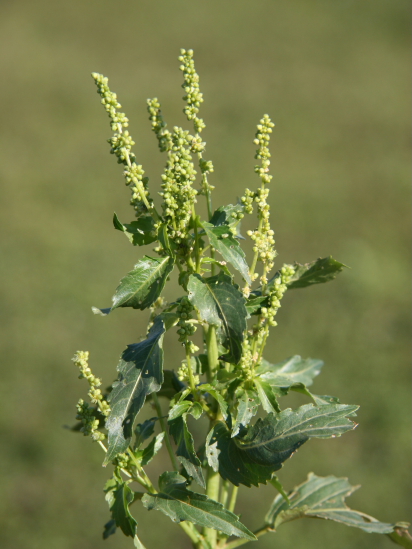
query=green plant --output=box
[70,49,411,549]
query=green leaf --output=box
[187,273,247,364]
[104,477,145,546]
[256,356,324,389]
[254,378,281,414]
[245,294,268,316]
[103,519,116,539]
[198,383,229,419]
[134,417,158,448]
[168,401,205,488]
[104,318,165,464]
[209,204,245,239]
[286,257,347,289]
[209,204,244,228]
[142,472,256,540]
[232,387,260,437]
[265,473,411,540]
[139,432,164,466]
[113,213,157,246]
[202,222,251,283]
[94,256,173,315]
[206,403,358,487]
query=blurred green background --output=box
[0,1,410,548]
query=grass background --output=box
[0,1,410,548]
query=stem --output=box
[223,525,270,549]
[228,485,239,513]
[180,521,202,547]
[151,393,180,471]
[220,480,229,507]
[204,468,220,545]
[192,205,201,273]
[206,325,219,383]
[186,343,198,395]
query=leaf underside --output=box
[265,473,411,539]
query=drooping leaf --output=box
[202,222,251,283]
[168,401,205,487]
[256,356,323,389]
[187,273,247,364]
[206,403,358,487]
[113,213,157,246]
[142,472,256,540]
[285,257,347,290]
[232,388,260,437]
[265,473,411,540]
[94,256,173,315]
[104,319,165,464]
[104,477,145,547]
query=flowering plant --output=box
[71,50,411,549]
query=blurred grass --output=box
[0,1,410,548]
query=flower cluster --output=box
[260,264,295,327]
[92,73,152,217]
[160,127,198,246]
[75,399,105,441]
[247,115,277,284]
[176,297,198,346]
[177,359,200,386]
[147,97,172,153]
[72,351,110,443]
[179,49,205,134]
[254,114,274,185]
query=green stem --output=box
[228,485,239,513]
[206,325,219,383]
[192,205,201,273]
[220,480,229,507]
[204,467,220,545]
[151,393,180,471]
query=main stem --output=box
[204,323,221,545]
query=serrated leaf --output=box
[113,213,157,246]
[202,222,251,283]
[254,378,281,414]
[187,273,247,364]
[257,356,323,389]
[206,403,358,487]
[104,477,145,546]
[95,256,173,315]
[139,432,164,465]
[286,256,347,289]
[168,403,205,488]
[232,388,260,437]
[104,319,165,464]
[134,417,158,449]
[198,383,228,419]
[142,472,256,540]
[265,473,411,540]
